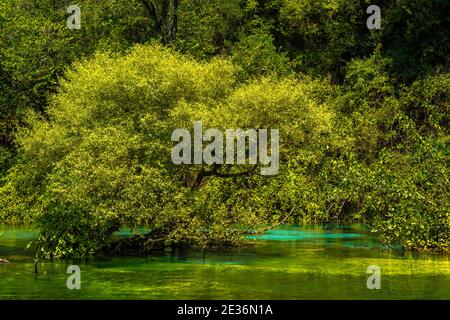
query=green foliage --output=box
[175,0,243,58]
[381,0,450,81]
[0,0,155,174]
[365,142,449,250]
[400,74,450,136]
[0,0,448,256]
[231,31,291,79]
[279,0,370,77]
[0,0,152,110]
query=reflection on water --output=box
[1,224,449,299]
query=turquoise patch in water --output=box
[247,229,363,241]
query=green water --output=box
[1,224,449,299]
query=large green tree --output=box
[0,45,336,257]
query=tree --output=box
[0,44,339,257]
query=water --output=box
[1,224,449,299]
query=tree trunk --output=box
[141,0,179,45]
[161,0,179,44]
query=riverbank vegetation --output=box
[0,0,448,257]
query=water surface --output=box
[1,224,449,299]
